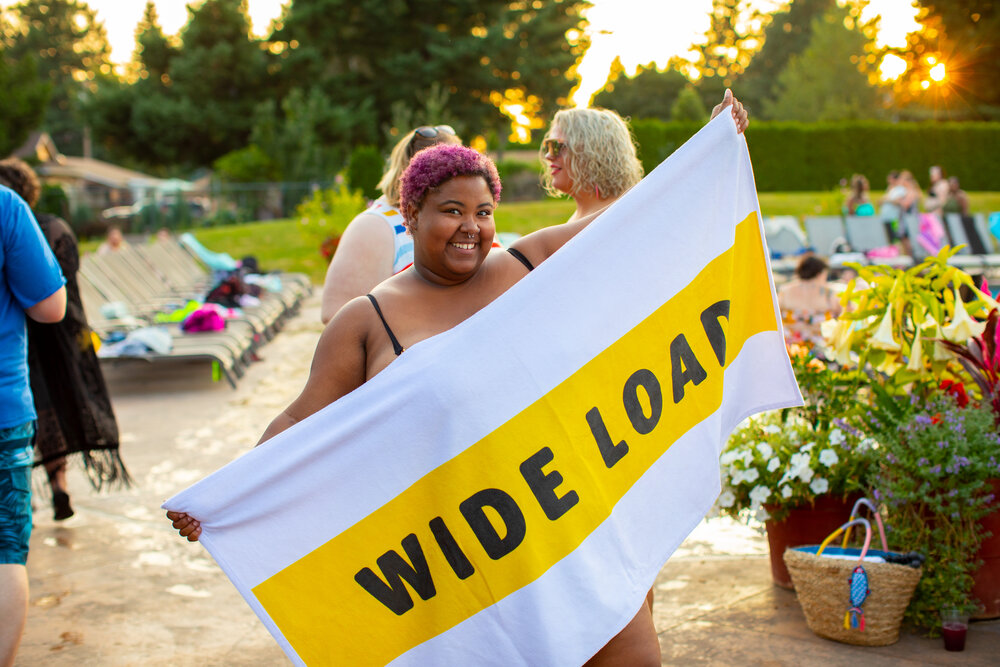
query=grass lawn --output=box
[80,192,1000,285]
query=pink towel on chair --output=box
[918,213,946,255]
[181,307,227,332]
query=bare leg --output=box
[585,603,661,667]
[0,563,29,667]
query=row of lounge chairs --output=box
[765,212,1000,274]
[79,237,311,388]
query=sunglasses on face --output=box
[543,138,567,158]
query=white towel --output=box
[164,114,802,666]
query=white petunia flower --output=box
[828,428,845,446]
[717,490,736,508]
[743,468,760,484]
[757,442,773,459]
[762,424,781,435]
[742,450,755,466]
[729,469,745,485]
[781,485,793,499]
[789,452,810,471]
[749,485,771,505]
[767,456,781,473]
[797,465,814,484]
[818,448,839,467]
[720,449,741,465]
[802,441,816,452]
[810,477,829,494]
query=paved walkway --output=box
[17,294,1000,664]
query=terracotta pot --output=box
[971,479,1000,619]
[765,493,862,589]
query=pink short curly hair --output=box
[399,144,501,224]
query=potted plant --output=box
[715,347,875,587]
[819,248,1000,629]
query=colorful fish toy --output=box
[844,565,870,631]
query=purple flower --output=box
[918,457,929,466]
[873,489,881,500]
[914,415,933,425]
[929,465,941,475]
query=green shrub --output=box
[347,145,383,201]
[628,120,1000,192]
[294,182,366,236]
[36,183,69,220]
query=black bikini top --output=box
[367,248,535,357]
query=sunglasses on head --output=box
[543,138,567,158]
[408,125,457,157]
[414,125,456,139]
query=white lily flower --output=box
[906,333,925,371]
[870,305,901,351]
[767,456,781,473]
[810,477,829,494]
[942,291,986,342]
[821,318,854,365]
[920,315,952,361]
[818,448,839,467]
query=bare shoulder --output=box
[342,210,394,241]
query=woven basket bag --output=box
[784,502,922,646]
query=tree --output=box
[894,1,1000,119]
[269,0,589,145]
[0,46,51,156]
[688,0,768,114]
[130,1,178,83]
[88,0,270,168]
[671,87,708,122]
[2,0,113,155]
[592,58,690,121]
[736,0,835,119]
[763,4,881,121]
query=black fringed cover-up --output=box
[27,214,130,489]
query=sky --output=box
[5,0,921,104]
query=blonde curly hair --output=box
[539,108,643,200]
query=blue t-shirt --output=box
[0,186,65,428]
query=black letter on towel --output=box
[670,334,707,403]
[520,447,579,521]
[587,406,629,468]
[354,533,436,615]
[460,488,526,560]
[429,516,475,580]
[623,369,663,435]
[700,300,731,366]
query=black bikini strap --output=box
[507,247,534,272]
[366,294,404,356]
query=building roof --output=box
[39,156,166,190]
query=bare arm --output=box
[169,298,372,542]
[261,298,371,443]
[508,206,608,268]
[25,286,66,323]
[320,213,395,324]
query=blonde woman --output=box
[541,90,748,223]
[320,126,461,324]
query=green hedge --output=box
[630,120,1000,192]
